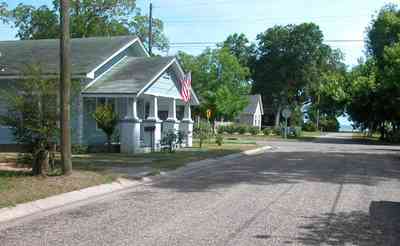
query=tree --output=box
[367,4,400,69]
[0,2,9,22]
[346,59,380,134]
[60,0,72,175]
[220,33,256,70]
[346,4,400,140]
[93,104,119,152]
[178,48,250,121]
[252,23,329,128]
[11,4,59,39]
[306,46,347,129]
[7,0,169,51]
[0,66,58,176]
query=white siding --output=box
[254,102,262,129]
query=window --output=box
[145,102,150,119]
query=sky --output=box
[1,0,398,66]
[1,0,398,126]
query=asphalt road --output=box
[1,133,400,246]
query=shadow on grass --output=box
[0,170,31,178]
[71,148,243,172]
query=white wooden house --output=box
[0,36,200,153]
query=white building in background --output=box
[237,94,264,129]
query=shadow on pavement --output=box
[301,136,398,146]
[151,151,400,192]
[293,201,400,245]
[251,201,400,245]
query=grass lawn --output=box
[0,140,259,208]
[352,132,381,142]
[0,169,114,208]
[73,141,259,172]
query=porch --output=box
[79,94,194,154]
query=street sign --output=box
[281,107,291,139]
[282,108,292,119]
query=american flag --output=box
[180,72,192,103]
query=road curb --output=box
[0,145,271,225]
[0,178,141,224]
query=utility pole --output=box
[148,1,153,56]
[60,0,72,175]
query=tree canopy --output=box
[251,23,346,128]
[345,4,400,140]
[178,47,250,121]
[4,0,168,51]
[220,33,256,70]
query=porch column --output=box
[164,98,180,135]
[121,97,142,154]
[143,95,162,151]
[180,103,193,147]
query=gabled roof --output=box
[242,94,264,114]
[83,56,175,95]
[0,36,138,76]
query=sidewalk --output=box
[0,145,271,225]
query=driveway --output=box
[1,133,400,245]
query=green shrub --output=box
[194,121,213,148]
[293,127,302,137]
[303,121,317,132]
[320,118,340,132]
[225,124,236,134]
[93,104,119,152]
[16,153,33,166]
[272,127,281,135]
[237,124,247,134]
[263,127,272,136]
[217,125,226,134]
[71,144,89,154]
[215,134,224,146]
[161,131,178,153]
[177,130,186,146]
[249,126,260,135]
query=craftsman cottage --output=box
[0,36,199,153]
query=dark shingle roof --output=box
[0,36,137,76]
[242,94,263,114]
[83,56,175,94]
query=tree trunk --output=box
[274,105,282,129]
[316,94,320,131]
[367,123,373,137]
[107,136,112,153]
[60,0,72,175]
[32,150,49,176]
[380,123,385,140]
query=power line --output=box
[153,0,240,9]
[162,15,370,24]
[169,39,364,46]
